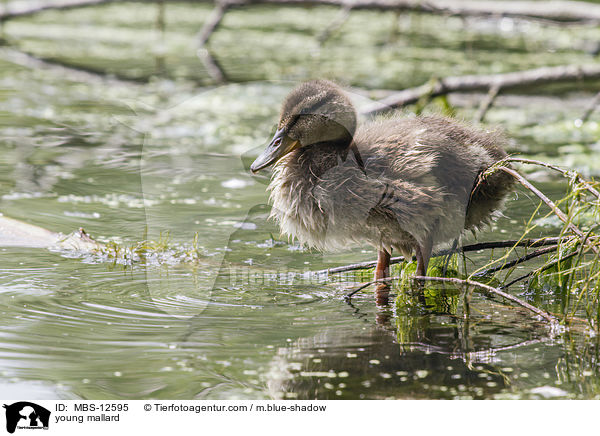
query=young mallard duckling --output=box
[251,80,513,293]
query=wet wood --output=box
[413,276,558,324]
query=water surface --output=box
[1,6,600,399]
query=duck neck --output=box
[293,137,354,180]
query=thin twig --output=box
[458,237,568,251]
[345,274,557,324]
[317,4,352,44]
[344,277,391,300]
[196,1,229,83]
[197,48,228,84]
[499,166,599,255]
[506,157,600,199]
[580,90,600,123]
[472,244,558,277]
[317,256,405,275]
[502,224,599,288]
[312,236,572,276]
[473,82,501,123]
[197,1,229,47]
[413,276,558,324]
[501,250,580,288]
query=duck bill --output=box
[250,128,299,173]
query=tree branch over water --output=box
[196,1,229,83]
[361,65,600,115]
[0,0,117,22]
[4,0,600,23]
[0,47,143,85]
[312,236,573,276]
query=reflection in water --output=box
[267,289,554,399]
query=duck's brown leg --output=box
[415,235,433,277]
[375,249,391,281]
[374,249,391,305]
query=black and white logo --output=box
[3,402,50,434]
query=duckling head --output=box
[251,80,356,173]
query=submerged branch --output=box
[345,274,558,325]
[413,276,558,324]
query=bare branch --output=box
[0,47,142,86]
[197,1,229,47]
[473,245,558,277]
[196,1,230,83]
[473,83,501,123]
[197,48,228,84]
[580,90,600,123]
[4,0,600,24]
[313,236,573,276]
[413,276,558,324]
[506,157,600,200]
[0,0,116,22]
[502,250,580,288]
[361,64,600,115]
[346,274,559,325]
[499,166,599,255]
[317,4,352,45]
[221,0,600,23]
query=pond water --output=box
[1,5,600,399]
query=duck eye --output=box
[273,138,282,146]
